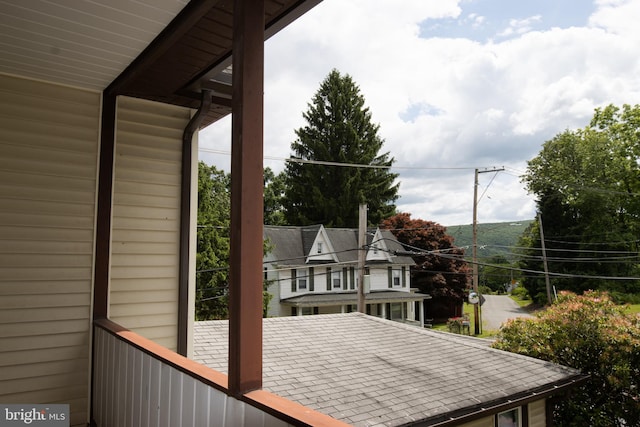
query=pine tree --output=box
[283,69,399,227]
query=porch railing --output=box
[92,318,347,427]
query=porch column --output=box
[419,301,425,328]
[341,305,346,313]
[381,303,386,319]
[228,0,265,396]
[297,307,303,316]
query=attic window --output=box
[317,242,323,254]
[373,245,378,254]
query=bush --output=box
[510,285,529,300]
[493,291,640,426]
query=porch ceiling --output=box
[0,0,320,127]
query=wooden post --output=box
[538,213,553,304]
[472,169,480,335]
[228,0,265,396]
[357,204,367,313]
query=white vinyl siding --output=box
[109,96,192,351]
[528,399,546,426]
[0,74,100,427]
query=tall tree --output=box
[196,161,231,320]
[521,104,640,303]
[381,213,470,320]
[283,69,399,227]
[197,162,278,319]
[263,167,287,225]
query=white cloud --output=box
[497,15,542,38]
[200,0,640,226]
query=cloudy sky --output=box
[199,0,640,226]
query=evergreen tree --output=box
[196,162,231,320]
[283,69,399,227]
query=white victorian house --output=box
[263,225,431,326]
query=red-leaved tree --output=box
[381,213,470,321]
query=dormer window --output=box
[317,242,323,254]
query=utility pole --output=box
[538,213,553,304]
[472,167,504,335]
[357,204,367,313]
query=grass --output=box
[432,303,497,338]
[625,304,640,314]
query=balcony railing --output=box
[92,318,346,427]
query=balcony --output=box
[92,318,347,427]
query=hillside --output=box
[445,220,534,262]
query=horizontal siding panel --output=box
[0,306,89,322]
[0,73,96,418]
[0,116,98,158]
[111,254,178,268]
[0,197,95,217]
[0,240,92,254]
[110,314,177,330]
[110,302,177,318]
[0,371,88,395]
[529,400,546,426]
[0,169,96,192]
[2,332,88,352]
[111,266,177,279]
[0,74,101,104]
[104,242,177,255]
[0,384,88,405]
[0,225,93,242]
[0,97,99,129]
[0,319,89,337]
[0,280,90,295]
[114,179,180,198]
[110,290,177,304]
[114,197,179,212]
[1,267,93,281]
[0,253,93,268]
[111,229,178,243]
[115,155,181,175]
[0,358,87,381]
[110,96,189,346]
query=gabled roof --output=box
[264,225,415,266]
[194,313,587,426]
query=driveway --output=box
[481,294,534,331]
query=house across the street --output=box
[264,225,431,326]
[194,312,589,427]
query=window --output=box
[317,242,323,254]
[332,270,341,289]
[393,269,401,287]
[297,269,307,290]
[373,245,378,254]
[496,408,521,427]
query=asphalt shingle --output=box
[193,313,583,426]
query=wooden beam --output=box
[93,94,116,319]
[228,0,265,396]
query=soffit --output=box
[0,0,321,127]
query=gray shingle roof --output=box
[263,225,415,266]
[193,313,585,426]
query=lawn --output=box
[625,304,640,314]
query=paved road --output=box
[481,295,534,331]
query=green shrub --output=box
[493,291,640,426]
[510,285,529,300]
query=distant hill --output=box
[445,220,534,262]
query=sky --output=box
[199,0,640,227]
